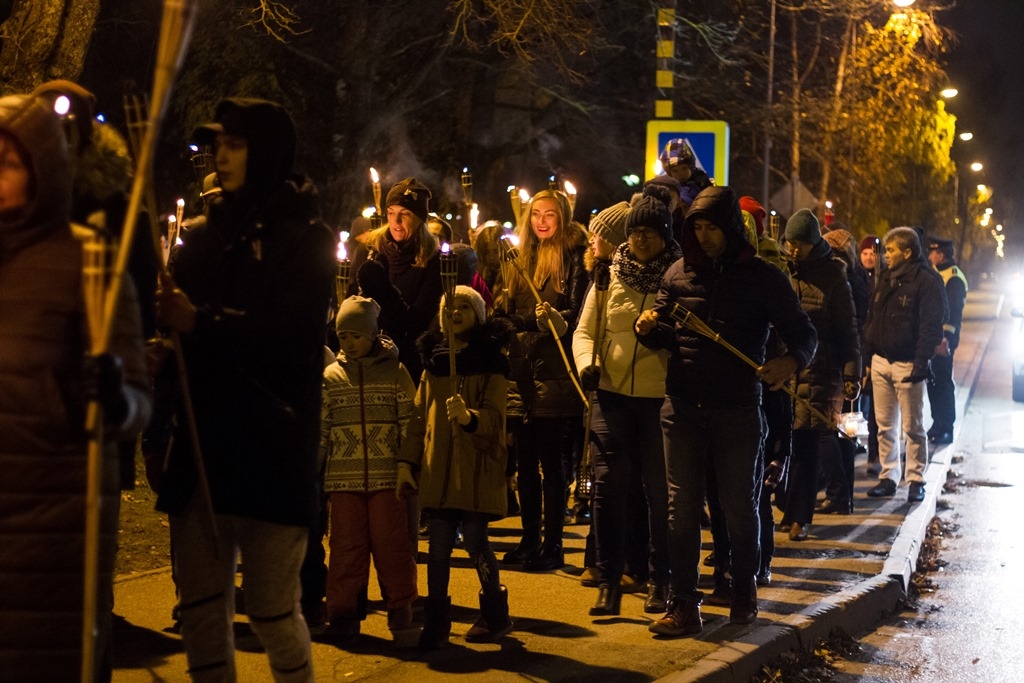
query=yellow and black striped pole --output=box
[655,1,677,119]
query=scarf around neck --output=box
[612,240,683,293]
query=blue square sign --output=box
[646,120,729,186]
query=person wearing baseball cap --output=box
[924,235,967,446]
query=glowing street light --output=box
[970,162,983,172]
[959,132,973,141]
[940,88,958,99]
[892,0,915,6]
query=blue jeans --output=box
[661,398,764,599]
[427,509,501,599]
[590,390,669,586]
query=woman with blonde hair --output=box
[357,177,444,383]
[498,188,589,571]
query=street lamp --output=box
[959,132,973,141]
[970,161,984,172]
[893,0,915,6]
[941,87,958,99]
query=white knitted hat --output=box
[439,285,486,335]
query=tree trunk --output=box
[0,0,100,94]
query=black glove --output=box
[902,364,931,384]
[580,365,601,393]
[357,260,397,303]
[84,353,129,429]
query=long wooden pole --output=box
[81,3,198,681]
[667,303,852,439]
[577,266,611,500]
[498,237,587,404]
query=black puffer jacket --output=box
[788,240,861,429]
[640,186,817,408]
[156,99,336,528]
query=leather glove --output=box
[396,462,418,501]
[84,353,129,429]
[764,459,787,489]
[579,365,601,393]
[843,376,861,402]
[902,365,931,384]
[446,394,472,425]
[357,260,401,308]
[535,303,568,337]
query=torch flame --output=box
[500,234,520,247]
[370,167,379,183]
[176,197,185,207]
[519,188,531,204]
[167,214,176,225]
[441,242,450,255]
[336,239,347,261]
[564,180,577,196]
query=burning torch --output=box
[370,167,383,229]
[336,232,351,304]
[439,243,459,380]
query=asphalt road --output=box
[833,292,1024,682]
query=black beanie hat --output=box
[625,195,673,244]
[784,208,821,245]
[386,178,431,222]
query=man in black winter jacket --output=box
[635,186,817,637]
[862,227,945,503]
[155,98,335,682]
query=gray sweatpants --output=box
[170,497,313,683]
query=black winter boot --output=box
[418,596,452,650]
[465,586,514,642]
[730,577,758,625]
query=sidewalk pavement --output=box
[111,298,998,683]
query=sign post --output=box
[646,119,730,186]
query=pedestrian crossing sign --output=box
[646,120,730,186]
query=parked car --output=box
[1013,307,1024,402]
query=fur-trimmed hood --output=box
[418,317,515,377]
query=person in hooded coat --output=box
[0,90,150,681]
[397,286,516,649]
[635,186,816,637]
[777,210,861,541]
[155,97,335,683]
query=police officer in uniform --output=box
[925,235,967,445]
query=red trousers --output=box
[326,490,418,618]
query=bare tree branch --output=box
[241,0,309,42]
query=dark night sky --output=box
[944,0,1024,242]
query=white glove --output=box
[536,302,568,337]
[446,394,472,425]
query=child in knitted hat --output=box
[397,286,516,649]
[320,295,419,642]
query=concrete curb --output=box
[659,318,993,683]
